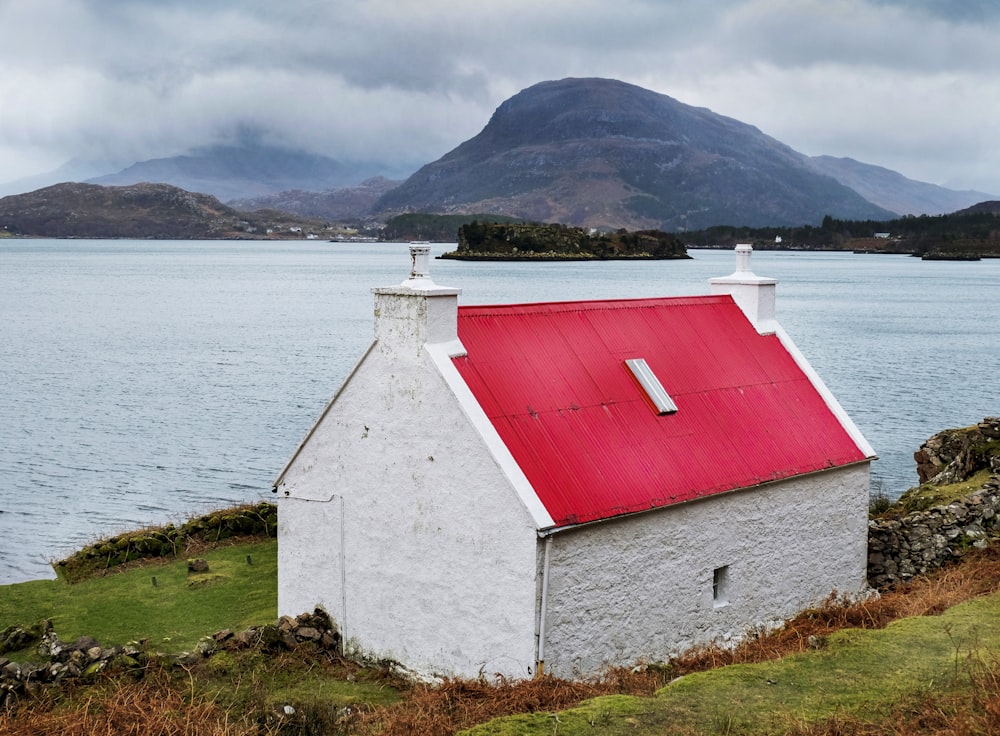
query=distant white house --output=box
[274,244,875,679]
[874,232,891,239]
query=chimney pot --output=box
[735,243,753,273]
[409,245,431,280]
[372,247,462,350]
[709,244,777,334]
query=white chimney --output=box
[709,244,777,334]
[372,245,463,354]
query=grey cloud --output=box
[707,1,1000,74]
[1,0,999,193]
[868,0,1000,23]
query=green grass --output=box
[7,533,1000,734]
[461,591,1000,735]
[0,539,400,734]
[0,539,277,656]
[197,647,402,723]
[201,649,400,709]
[892,468,995,514]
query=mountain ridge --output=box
[0,182,330,239]
[228,176,401,220]
[372,77,896,229]
[86,143,404,202]
[804,155,996,216]
[2,78,996,229]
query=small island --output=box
[439,221,690,260]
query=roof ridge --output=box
[458,293,730,315]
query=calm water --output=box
[1,240,998,584]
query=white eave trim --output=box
[425,341,556,530]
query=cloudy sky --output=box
[1,0,998,194]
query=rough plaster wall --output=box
[540,463,870,678]
[278,495,343,624]
[276,320,539,679]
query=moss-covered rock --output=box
[882,418,1000,517]
[912,418,1000,486]
[0,620,52,655]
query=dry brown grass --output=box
[0,669,261,736]
[8,545,1000,736]
[354,545,1000,735]
[352,667,668,736]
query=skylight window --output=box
[624,358,678,415]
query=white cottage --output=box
[274,244,876,679]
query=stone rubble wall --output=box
[0,609,338,709]
[868,476,1000,588]
[53,502,278,583]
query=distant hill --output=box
[804,156,997,216]
[373,77,895,230]
[87,144,399,202]
[0,182,329,239]
[954,200,1000,216]
[680,205,1000,258]
[228,177,401,219]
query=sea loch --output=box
[1,240,998,584]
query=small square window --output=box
[713,566,730,608]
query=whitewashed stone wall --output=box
[539,463,871,678]
[276,249,874,681]
[276,293,540,680]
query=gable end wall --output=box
[276,337,539,679]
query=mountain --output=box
[804,156,997,216]
[0,182,328,239]
[87,144,399,202]
[951,200,1000,216]
[373,77,895,230]
[0,157,133,198]
[3,78,989,229]
[228,176,401,219]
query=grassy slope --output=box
[5,538,1000,735]
[0,540,277,655]
[463,592,1000,735]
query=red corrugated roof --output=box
[452,295,868,528]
